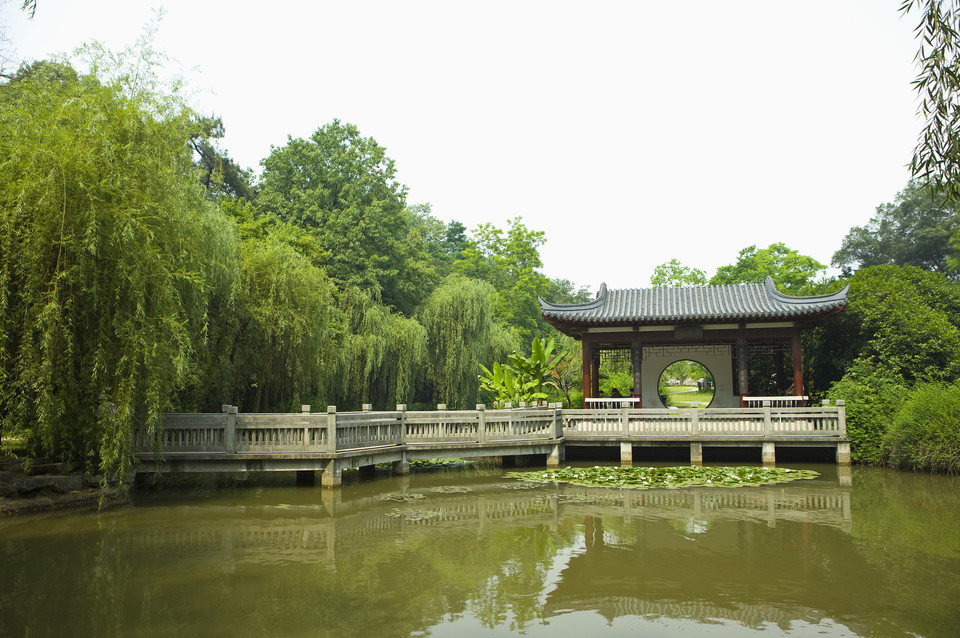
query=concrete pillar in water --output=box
[620,442,633,465]
[392,458,410,476]
[762,441,776,466]
[321,459,342,487]
[836,442,851,466]
[547,444,562,468]
[690,442,703,465]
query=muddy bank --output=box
[0,458,129,517]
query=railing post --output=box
[326,406,337,453]
[222,405,237,453]
[836,400,846,437]
[397,404,407,444]
[362,404,372,413]
[477,404,486,443]
[763,400,772,437]
[621,406,630,436]
[690,407,699,436]
[301,405,311,448]
[553,406,563,439]
[437,403,447,411]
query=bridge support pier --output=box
[392,459,410,476]
[321,459,342,487]
[620,442,633,465]
[690,442,703,465]
[836,442,851,465]
[547,443,562,468]
[762,441,776,466]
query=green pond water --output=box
[1,463,959,637]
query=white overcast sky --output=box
[1,0,924,293]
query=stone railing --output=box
[134,404,563,455]
[561,401,846,438]
[135,401,845,456]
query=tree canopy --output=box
[832,180,959,277]
[650,259,707,287]
[709,243,828,293]
[0,58,237,477]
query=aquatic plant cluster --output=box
[506,465,819,489]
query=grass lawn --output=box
[661,386,715,408]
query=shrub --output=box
[884,383,960,473]
[826,359,909,463]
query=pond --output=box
[1,463,959,637]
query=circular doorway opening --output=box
[657,360,715,408]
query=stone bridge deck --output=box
[134,402,848,487]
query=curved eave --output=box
[540,278,850,332]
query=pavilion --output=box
[539,277,848,408]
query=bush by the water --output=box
[884,383,960,473]
[826,359,909,463]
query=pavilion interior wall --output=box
[641,344,737,409]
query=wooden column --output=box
[791,326,804,395]
[592,350,601,400]
[631,338,643,407]
[582,335,593,405]
[737,325,749,405]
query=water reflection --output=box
[1,465,959,637]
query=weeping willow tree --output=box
[419,275,516,408]
[230,237,338,412]
[329,286,427,410]
[0,55,236,477]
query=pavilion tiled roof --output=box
[539,277,848,326]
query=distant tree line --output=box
[5,39,960,478]
[0,51,589,478]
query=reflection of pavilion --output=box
[544,488,865,632]
[540,278,848,408]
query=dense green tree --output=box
[0,58,236,476]
[832,180,959,276]
[257,120,435,315]
[811,266,960,393]
[230,238,338,412]
[189,115,256,200]
[650,259,707,287]
[419,275,515,408]
[456,217,588,342]
[330,287,428,409]
[709,243,828,293]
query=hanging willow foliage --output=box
[330,286,427,409]
[231,237,338,412]
[0,59,236,478]
[419,275,517,408]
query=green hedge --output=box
[884,383,960,473]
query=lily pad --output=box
[379,491,427,502]
[432,485,472,494]
[505,466,818,490]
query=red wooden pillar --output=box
[582,335,593,406]
[791,326,804,396]
[591,349,601,400]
